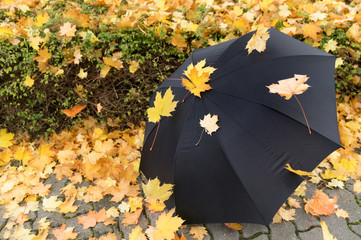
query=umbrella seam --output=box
[201,96,269,225]
[172,96,196,217]
[210,90,342,148]
[210,54,336,84]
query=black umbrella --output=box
[140,27,341,225]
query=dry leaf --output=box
[147,88,178,123]
[267,74,310,100]
[320,220,337,240]
[199,114,219,135]
[189,226,208,240]
[285,163,313,176]
[142,177,173,202]
[245,26,270,54]
[304,190,338,216]
[182,59,216,98]
[62,105,86,118]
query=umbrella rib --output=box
[200,97,269,225]
[211,90,341,147]
[210,55,335,84]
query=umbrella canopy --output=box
[140,27,342,225]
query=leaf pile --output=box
[1,0,361,137]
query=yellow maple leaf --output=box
[302,23,322,41]
[59,196,78,214]
[24,75,34,87]
[147,88,178,123]
[129,60,140,73]
[78,68,88,79]
[189,226,209,240]
[245,26,270,54]
[182,59,216,98]
[0,129,14,148]
[272,205,295,223]
[13,146,33,165]
[285,163,313,176]
[142,177,173,202]
[35,13,49,27]
[320,221,337,240]
[42,196,62,212]
[171,32,187,48]
[224,223,243,230]
[129,226,147,240]
[146,209,184,240]
[354,180,361,194]
[147,199,166,213]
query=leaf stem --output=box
[182,91,190,102]
[293,95,311,134]
[195,129,205,146]
[150,121,160,151]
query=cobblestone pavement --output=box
[0,175,360,240]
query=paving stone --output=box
[252,233,269,240]
[0,206,8,228]
[93,222,114,237]
[294,207,320,231]
[36,208,65,228]
[270,222,297,240]
[324,188,361,222]
[320,215,360,240]
[94,195,118,211]
[298,227,323,240]
[112,225,123,240]
[205,223,239,240]
[241,223,268,238]
[44,175,68,197]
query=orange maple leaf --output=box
[77,208,107,229]
[122,208,142,226]
[62,105,86,118]
[52,224,78,240]
[304,190,338,216]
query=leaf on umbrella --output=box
[142,177,173,202]
[147,87,178,123]
[62,105,86,118]
[245,26,270,54]
[267,74,310,100]
[320,220,337,240]
[146,209,184,240]
[182,59,216,98]
[285,163,313,176]
[200,114,219,135]
[224,223,243,230]
[189,226,209,240]
[304,190,338,216]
